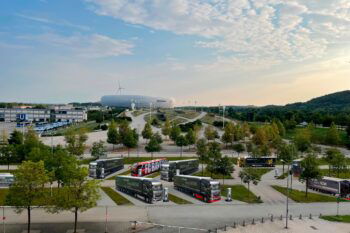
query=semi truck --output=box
[160,159,199,181]
[89,158,124,179]
[238,157,276,167]
[173,175,221,203]
[131,158,167,177]
[115,176,163,203]
[308,176,350,198]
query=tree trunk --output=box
[151,152,153,159]
[180,146,183,157]
[282,163,285,174]
[128,148,130,158]
[202,163,204,176]
[329,165,331,177]
[247,182,250,200]
[74,207,78,233]
[27,207,31,233]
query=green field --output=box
[276,172,288,179]
[146,171,160,178]
[0,189,9,205]
[221,184,262,203]
[320,169,350,179]
[271,185,337,202]
[0,170,16,173]
[101,187,133,205]
[42,121,99,137]
[320,215,350,223]
[285,127,348,147]
[106,170,131,180]
[252,168,273,179]
[193,169,233,179]
[168,193,192,204]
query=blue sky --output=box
[1,0,350,106]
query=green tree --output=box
[107,120,119,150]
[8,130,23,145]
[176,135,188,157]
[278,143,298,174]
[0,129,8,145]
[206,142,222,178]
[186,129,197,149]
[325,123,340,145]
[170,124,181,142]
[299,154,321,197]
[221,122,234,148]
[90,141,107,159]
[204,126,218,141]
[145,135,161,158]
[50,167,100,233]
[196,138,208,176]
[325,148,346,177]
[239,168,261,200]
[123,128,138,157]
[142,122,153,141]
[252,127,268,145]
[0,145,14,170]
[216,156,234,184]
[65,128,88,157]
[161,120,171,139]
[153,132,163,144]
[232,143,245,157]
[293,128,311,152]
[6,161,49,233]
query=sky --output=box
[0,0,350,106]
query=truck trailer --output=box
[115,176,163,203]
[89,158,124,179]
[308,176,350,198]
[160,159,199,181]
[238,157,276,167]
[173,175,221,203]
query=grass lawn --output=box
[200,114,218,125]
[252,168,273,179]
[146,171,160,178]
[122,157,197,164]
[320,169,350,179]
[271,185,337,202]
[193,169,233,179]
[0,189,9,205]
[79,158,96,165]
[106,170,131,180]
[101,187,133,205]
[276,172,288,179]
[320,215,350,223]
[285,127,348,147]
[0,170,16,173]
[43,121,99,137]
[221,184,262,203]
[168,193,192,204]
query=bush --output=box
[179,120,202,132]
[100,124,108,131]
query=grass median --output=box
[221,184,262,204]
[320,215,350,223]
[101,187,133,206]
[106,170,131,180]
[168,193,192,204]
[193,169,233,179]
[271,185,337,202]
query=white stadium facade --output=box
[100,95,174,109]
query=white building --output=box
[0,106,87,123]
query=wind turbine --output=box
[117,81,125,95]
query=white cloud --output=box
[15,13,90,31]
[86,0,350,63]
[19,33,134,58]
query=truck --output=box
[308,176,350,198]
[291,158,303,176]
[89,157,124,179]
[238,157,276,167]
[160,159,199,181]
[131,158,167,177]
[115,176,163,203]
[0,173,14,186]
[173,175,221,203]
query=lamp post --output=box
[285,162,290,229]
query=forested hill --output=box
[203,90,350,126]
[286,90,350,111]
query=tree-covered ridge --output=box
[203,90,350,126]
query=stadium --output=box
[100,95,174,109]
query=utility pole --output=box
[285,164,290,229]
[222,105,225,128]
